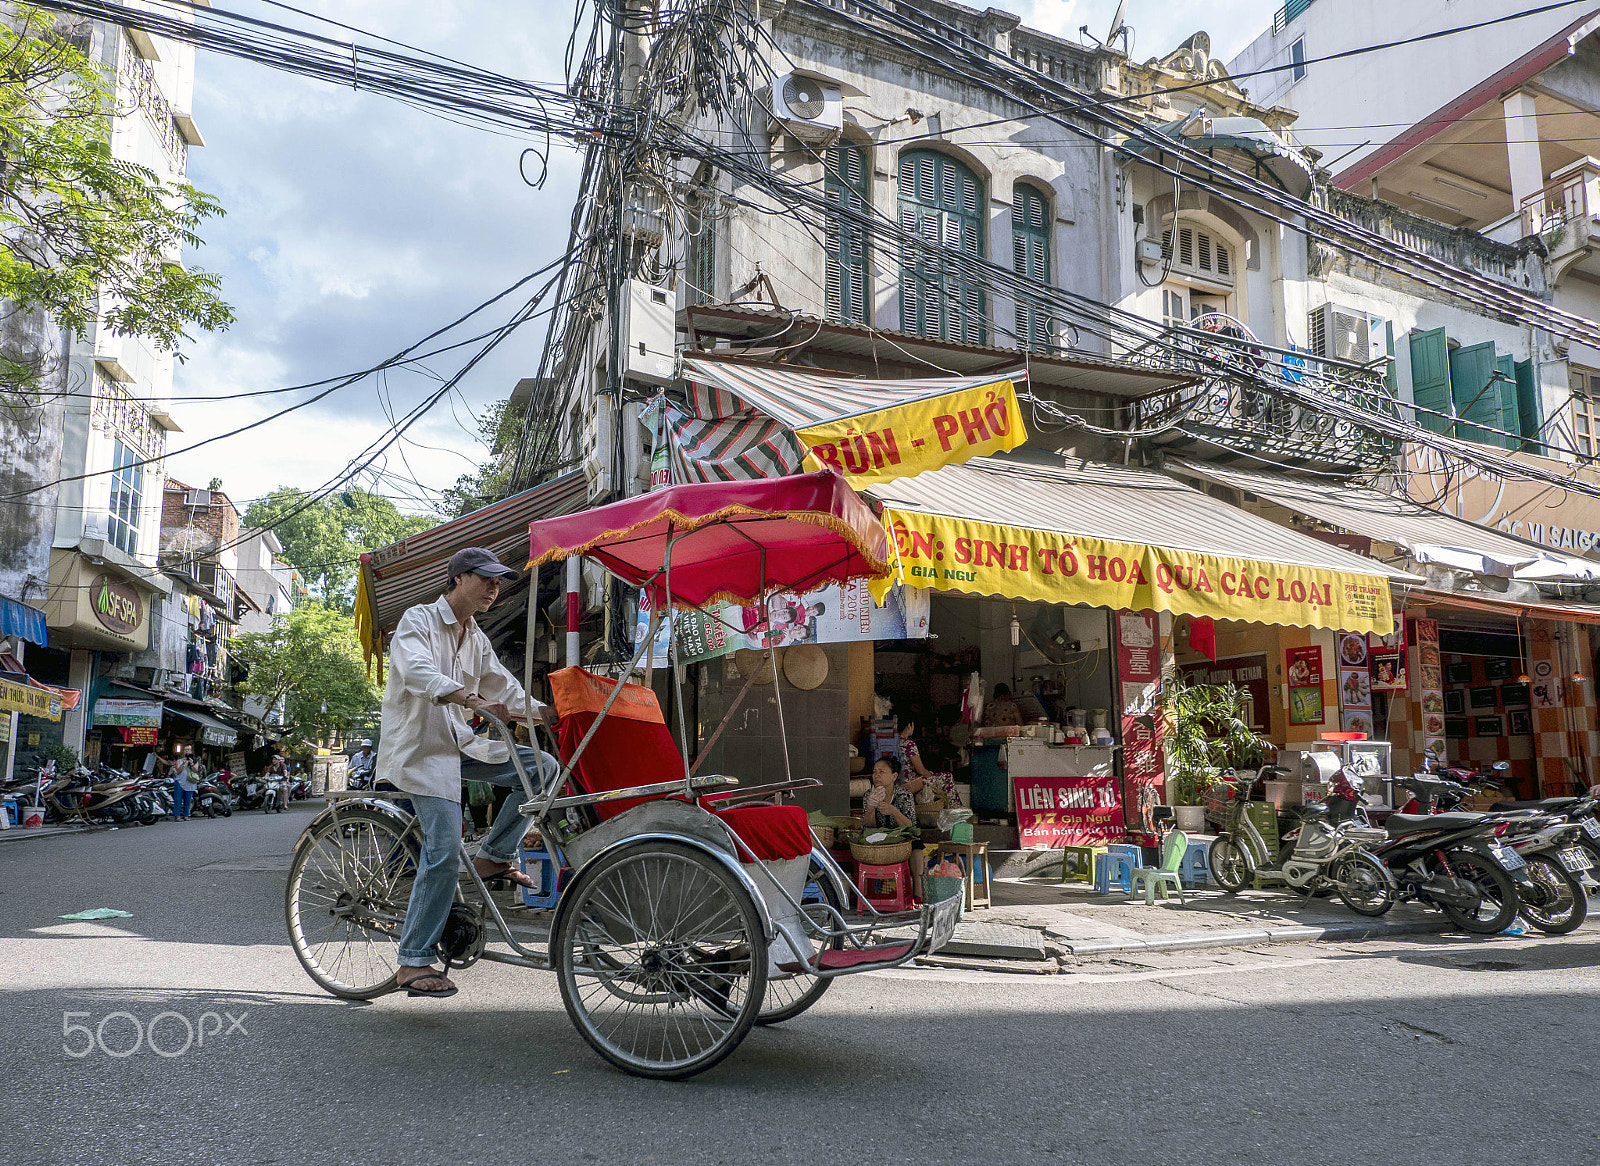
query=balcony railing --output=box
[1520,164,1599,242]
[1322,188,1537,290]
[1128,320,1401,471]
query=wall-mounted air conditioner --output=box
[184,489,213,508]
[1308,303,1384,364]
[769,72,843,143]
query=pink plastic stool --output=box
[856,861,913,912]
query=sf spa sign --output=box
[879,509,1395,636]
[1015,775,1124,847]
[798,377,1028,487]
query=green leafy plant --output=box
[31,740,81,772]
[0,9,232,394]
[1157,675,1272,806]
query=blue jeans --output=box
[172,783,194,817]
[396,748,559,968]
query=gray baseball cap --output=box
[446,547,519,582]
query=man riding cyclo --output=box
[377,547,561,999]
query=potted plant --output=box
[1158,676,1271,834]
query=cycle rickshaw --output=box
[284,470,960,1078]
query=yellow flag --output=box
[797,377,1027,488]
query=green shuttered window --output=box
[1013,184,1051,350]
[898,150,986,344]
[824,144,871,326]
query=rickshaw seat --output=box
[549,667,811,861]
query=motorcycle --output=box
[80,770,147,825]
[1491,784,1600,886]
[194,772,234,818]
[1208,765,1394,907]
[1367,775,1537,934]
[1502,817,1591,934]
[260,775,288,813]
[289,774,311,801]
[236,775,266,811]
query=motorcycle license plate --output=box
[1581,818,1600,840]
[1490,846,1525,870]
[1557,847,1593,872]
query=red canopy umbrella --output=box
[528,471,891,609]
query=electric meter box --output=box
[622,278,676,386]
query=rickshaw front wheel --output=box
[553,839,768,1079]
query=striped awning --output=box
[354,471,588,663]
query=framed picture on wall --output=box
[1484,658,1516,681]
[1475,716,1504,738]
[1509,710,1533,736]
[1443,691,1465,715]
[1444,717,1470,739]
[1446,661,1474,684]
[1502,682,1530,706]
[1469,686,1499,709]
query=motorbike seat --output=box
[1489,797,1579,812]
[1281,803,1328,819]
[1384,811,1487,836]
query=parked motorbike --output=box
[1491,784,1600,884]
[1208,766,1394,907]
[194,772,233,818]
[289,774,311,801]
[236,775,266,811]
[80,770,147,825]
[1367,775,1536,934]
[1502,817,1591,934]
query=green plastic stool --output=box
[1130,831,1188,905]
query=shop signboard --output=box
[637,578,929,666]
[1408,445,1600,559]
[797,376,1028,487]
[118,727,158,745]
[0,715,9,743]
[1014,774,1124,847]
[880,508,1394,635]
[1178,654,1269,731]
[1286,646,1324,726]
[0,678,61,721]
[91,698,163,728]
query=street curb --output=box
[1056,918,1449,956]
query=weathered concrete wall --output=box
[0,306,68,607]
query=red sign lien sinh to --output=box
[1014,775,1126,848]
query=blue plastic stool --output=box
[1107,842,1145,865]
[518,844,564,909]
[1094,850,1137,894]
[1179,838,1211,888]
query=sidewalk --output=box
[932,874,1453,965]
[0,822,104,844]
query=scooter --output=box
[1503,818,1591,934]
[260,775,288,813]
[194,773,233,818]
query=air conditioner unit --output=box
[1307,303,1383,364]
[184,489,213,508]
[769,72,843,143]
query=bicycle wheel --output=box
[1333,852,1394,917]
[1209,836,1250,892]
[758,856,844,1026]
[1520,855,1587,935]
[285,807,418,999]
[554,840,767,1080]
[1438,850,1519,935]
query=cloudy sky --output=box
[166,0,1279,514]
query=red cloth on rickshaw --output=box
[549,668,812,860]
[527,471,890,610]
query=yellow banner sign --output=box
[880,508,1394,635]
[0,679,62,722]
[798,378,1028,488]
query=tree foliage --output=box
[231,602,379,741]
[242,486,437,611]
[0,9,232,393]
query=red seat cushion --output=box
[711,804,812,861]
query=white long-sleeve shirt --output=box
[376,595,547,802]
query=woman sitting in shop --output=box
[863,753,925,897]
[898,721,962,809]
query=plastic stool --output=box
[1107,842,1145,864]
[1094,850,1137,894]
[856,862,914,912]
[518,845,564,909]
[1060,844,1106,883]
[1179,838,1211,888]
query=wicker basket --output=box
[810,825,835,849]
[915,787,949,826]
[849,837,914,865]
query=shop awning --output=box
[167,706,239,747]
[0,652,80,710]
[681,357,1028,488]
[355,471,588,663]
[0,596,48,646]
[0,677,61,721]
[1173,460,1600,582]
[1404,588,1600,627]
[868,453,1415,635]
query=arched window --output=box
[824,143,871,326]
[1012,184,1051,350]
[897,150,985,344]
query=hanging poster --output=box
[1178,654,1269,731]
[1412,616,1444,764]
[1371,650,1407,691]
[90,698,163,728]
[1369,618,1406,653]
[1286,645,1324,725]
[1339,668,1371,711]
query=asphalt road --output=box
[4,803,1599,1166]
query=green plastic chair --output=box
[1130,830,1188,905]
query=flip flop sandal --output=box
[475,861,536,890]
[399,970,457,999]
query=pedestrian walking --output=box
[171,752,198,820]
